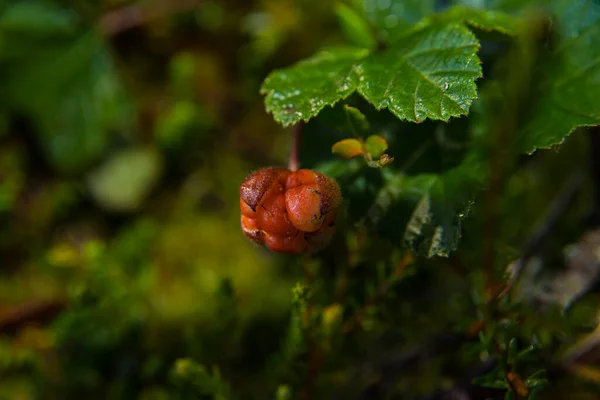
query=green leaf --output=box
[507,337,518,365]
[261,47,368,127]
[520,0,600,152]
[261,22,482,126]
[364,151,484,257]
[402,153,484,257]
[332,138,365,159]
[335,2,376,49]
[525,370,549,389]
[472,376,509,389]
[517,345,536,361]
[344,104,370,135]
[364,135,388,158]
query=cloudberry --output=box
[240,167,342,254]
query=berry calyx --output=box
[240,168,342,254]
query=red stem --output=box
[289,124,302,171]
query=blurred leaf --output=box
[525,369,546,385]
[358,0,436,38]
[520,0,600,151]
[155,101,213,150]
[0,0,78,38]
[430,5,521,35]
[170,359,233,399]
[507,337,518,365]
[0,31,133,172]
[517,345,536,361]
[261,21,482,126]
[528,387,546,400]
[276,385,291,400]
[0,147,25,212]
[472,375,509,389]
[195,0,225,32]
[87,147,163,213]
[335,2,376,49]
[364,135,388,158]
[169,52,197,98]
[332,138,364,159]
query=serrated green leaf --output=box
[365,135,388,158]
[262,22,482,126]
[402,153,484,257]
[505,389,516,400]
[365,151,484,257]
[520,0,600,151]
[335,2,376,49]
[260,47,368,127]
[332,138,364,159]
[344,104,370,135]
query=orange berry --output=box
[285,169,317,188]
[240,167,290,212]
[241,215,262,244]
[263,232,306,254]
[258,191,298,236]
[239,167,342,254]
[285,184,323,232]
[240,198,257,218]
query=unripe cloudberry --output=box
[240,167,342,254]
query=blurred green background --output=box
[1,0,600,399]
[0,0,343,398]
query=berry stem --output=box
[289,124,302,172]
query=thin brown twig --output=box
[99,0,204,36]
